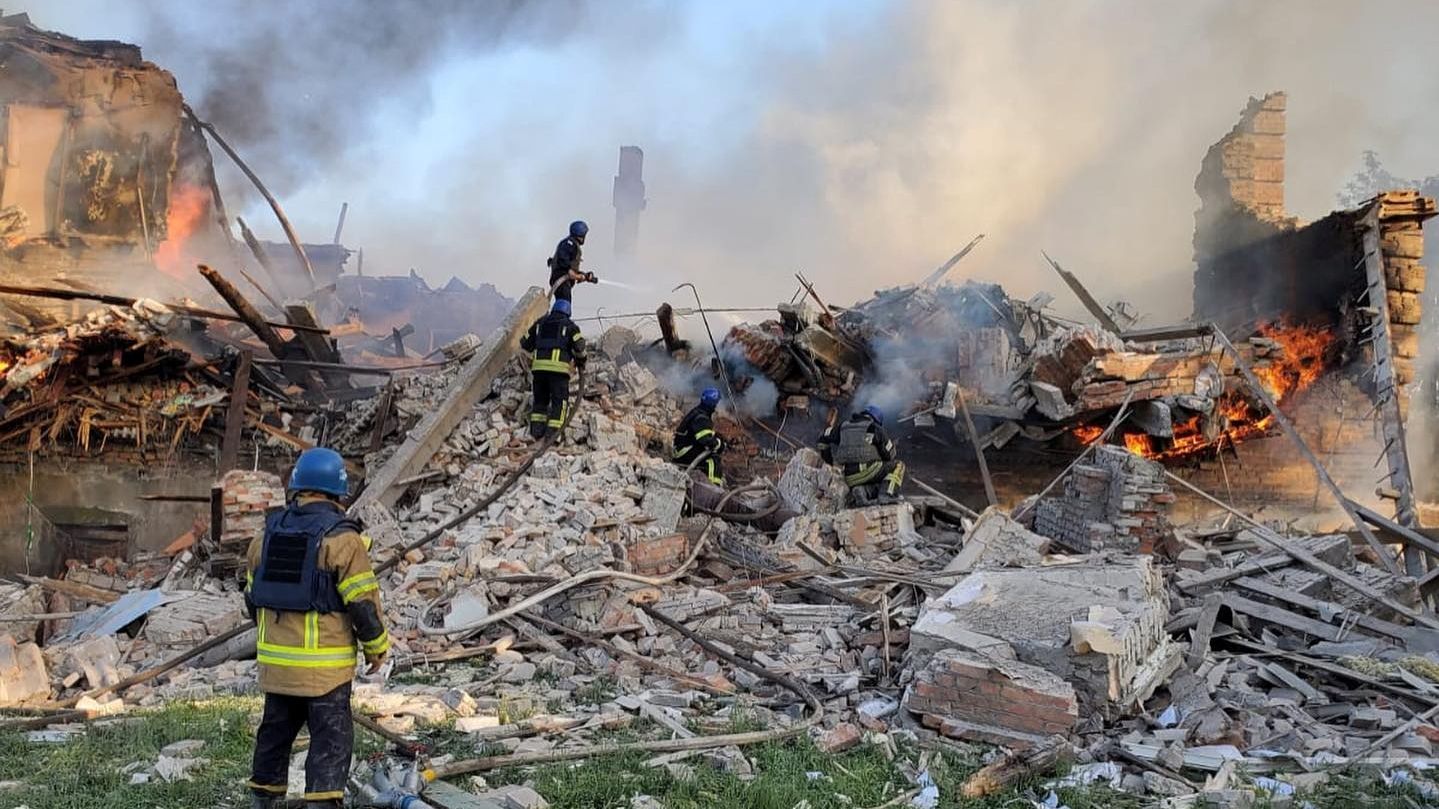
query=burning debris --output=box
[0,11,1438,808]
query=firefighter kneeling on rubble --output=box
[673,387,725,486]
[521,297,587,439]
[245,447,389,809]
[819,405,906,506]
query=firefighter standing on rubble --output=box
[548,220,598,302]
[672,386,725,486]
[244,447,389,809]
[521,297,587,439]
[818,405,906,506]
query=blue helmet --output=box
[551,298,572,317]
[289,447,348,498]
[569,220,589,239]
[863,405,885,425]
[700,387,721,409]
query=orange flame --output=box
[1253,320,1335,403]
[154,184,211,280]
[1073,320,1336,461]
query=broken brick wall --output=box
[0,19,221,324]
[0,457,215,574]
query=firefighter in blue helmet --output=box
[818,405,906,506]
[547,220,598,302]
[672,387,725,486]
[520,298,587,439]
[245,448,388,808]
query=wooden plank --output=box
[237,216,286,293]
[348,287,549,512]
[1186,594,1223,669]
[1164,470,1439,630]
[1231,575,1411,641]
[189,108,316,289]
[954,387,997,507]
[19,575,119,605]
[1120,323,1216,343]
[1359,205,1424,578]
[217,350,251,473]
[1223,594,1349,642]
[1209,326,1402,577]
[1042,251,1122,333]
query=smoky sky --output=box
[27,0,1439,329]
[137,0,584,191]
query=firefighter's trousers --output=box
[248,682,352,805]
[529,371,570,438]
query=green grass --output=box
[0,697,259,809]
[0,699,1433,809]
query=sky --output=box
[30,0,1439,326]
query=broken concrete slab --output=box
[913,557,1176,710]
[944,508,1049,573]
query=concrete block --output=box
[0,633,49,705]
[945,508,1049,573]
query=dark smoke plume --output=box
[137,0,583,192]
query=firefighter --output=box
[818,404,906,506]
[673,387,725,486]
[245,447,389,809]
[520,297,587,439]
[547,220,598,302]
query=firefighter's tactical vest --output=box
[832,419,882,465]
[250,502,357,614]
[531,316,577,375]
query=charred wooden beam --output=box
[955,386,997,507]
[218,350,252,472]
[656,303,688,355]
[237,216,288,295]
[186,106,316,289]
[198,264,324,391]
[0,282,328,334]
[920,233,986,288]
[1042,251,1123,333]
[1120,323,1216,343]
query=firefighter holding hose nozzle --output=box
[672,387,725,486]
[819,404,906,506]
[245,448,389,809]
[547,220,599,301]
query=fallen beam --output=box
[1209,325,1402,576]
[1042,251,1122,333]
[0,283,327,334]
[1120,323,1216,343]
[199,264,324,391]
[188,107,316,289]
[349,287,549,512]
[1164,470,1439,630]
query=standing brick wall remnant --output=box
[218,469,285,559]
[1032,446,1174,553]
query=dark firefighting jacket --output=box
[672,405,722,462]
[521,311,587,376]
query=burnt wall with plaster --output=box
[0,458,216,574]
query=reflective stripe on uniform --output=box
[845,461,883,486]
[337,571,378,604]
[304,791,345,801]
[360,630,390,656]
[532,348,570,374]
[256,642,358,668]
[305,611,319,649]
[694,429,715,439]
[247,781,287,794]
[705,459,725,486]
